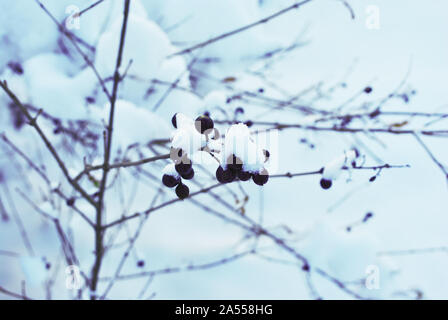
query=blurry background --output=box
[0,0,447,299]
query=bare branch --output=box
[0,80,96,207]
[76,153,171,180]
[78,0,106,17]
[90,0,131,298]
[0,286,32,300]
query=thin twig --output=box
[0,81,96,207]
[169,0,314,57]
[413,133,448,183]
[0,286,32,300]
[101,250,255,281]
[77,0,106,17]
[34,0,111,100]
[76,153,170,180]
[90,0,131,299]
[104,163,408,229]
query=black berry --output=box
[195,115,214,134]
[320,178,332,189]
[244,120,253,128]
[162,174,180,188]
[175,160,192,175]
[137,260,145,268]
[364,87,373,94]
[252,169,269,186]
[216,166,236,183]
[216,166,225,183]
[238,171,252,181]
[263,149,270,162]
[86,96,95,104]
[66,198,75,207]
[180,168,194,180]
[222,168,236,183]
[175,183,190,199]
[171,113,178,128]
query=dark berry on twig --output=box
[66,198,75,207]
[171,113,178,128]
[175,160,192,175]
[364,87,373,94]
[216,166,236,183]
[320,178,332,189]
[252,169,269,186]
[175,183,190,200]
[222,168,236,183]
[238,171,252,181]
[195,115,214,134]
[180,168,195,180]
[86,96,95,104]
[216,166,225,183]
[263,149,270,162]
[162,174,180,188]
[137,260,145,268]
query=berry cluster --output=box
[162,161,193,200]
[219,122,270,186]
[163,113,216,199]
[215,153,270,186]
[162,113,271,199]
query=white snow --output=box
[95,14,171,80]
[223,123,265,172]
[100,99,171,151]
[170,113,207,157]
[22,53,96,119]
[322,149,358,181]
[162,163,180,178]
